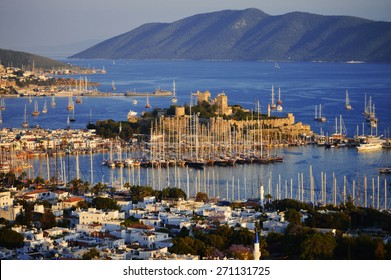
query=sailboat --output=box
[370,104,378,128]
[67,95,74,111]
[66,115,70,129]
[132,99,138,105]
[274,62,280,69]
[86,109,95,129]
[345,89,352,110]
[0,98,5,110]
[378,150,391,173]
[276,88,283,111]
[363,94,374,120]
[70,107,76,122]
[270,85,276,109]
[22,104,29,128]
[31,101,40,116]
[0,110,2,124]
[42,100,48,113]
[112,80,116,91]
[314,104,326,122]
[332,115,347,139]
[75,96,82,104]
[145,93,151,108]
[51,95,56,107]
[171,80,177,103]
[363,95,378,127]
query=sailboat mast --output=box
[340,114,342,135]
[271,85,274,104]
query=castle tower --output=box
[253,231,261,260]
[196,90,211,104]
[215,92,232,116]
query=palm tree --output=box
[19,171,27,181]
[265,194,273,204]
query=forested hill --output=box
[70,8,391,62]
[0,48,66,69]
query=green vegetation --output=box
[125,184,159,203]
[91,197,120,211]
[82,248,100,260]
[160,187,186,201]
[0,228,24,249]
[40,209,57,230]
[195,192,208,202]
[95,119,143,140]
[71,8,391,62]
[0,48,65,69]
[170,225,269,260]
[124,184,186,202]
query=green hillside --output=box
[70,8,391,62]
[0,48,66,69]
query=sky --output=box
[1,0,390,58]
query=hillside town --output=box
[1,169,391,260]
[0,62,100,96]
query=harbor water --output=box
[1,60,391,207]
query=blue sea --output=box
[1,60,391,207]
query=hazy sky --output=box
[1,0,390,58]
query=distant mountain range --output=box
[0,48,66,69]
[70,8,391,62]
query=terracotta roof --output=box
[53,190,66,194]
[63,197,84,203]
[27,189,49,195]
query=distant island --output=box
[70,8,391,62]
[0,48,66,69]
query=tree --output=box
[285,208,301,225]
[15,201,34,227]
[178,226,190,238]
[82,248,100,260]
[91,182,108,195]
[170,236,208,257]
[375,240,386,260]
[227,244,252,260]
[353,234,376,259]
[300,233,336,259]
[160,187,186,200]
[265,194,273,204]
[127,185,158,203]
[195,192,208,202]
[0,228,24,249]
[69,178,88,195]
[92,197,120,210]
[40,209,57,230]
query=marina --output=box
[15,141,391,209]
[1,60,391,209]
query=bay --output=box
[2,60,391,207]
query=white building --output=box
[78,208,122,225]
[22,189,56,202]
[0,204,23,221]
[0,191,13,209]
